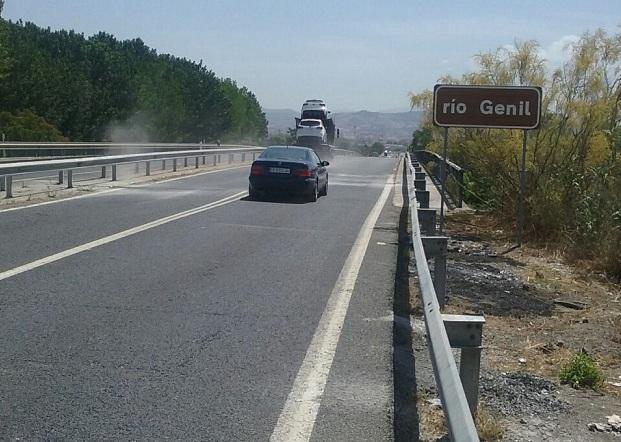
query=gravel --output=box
[480,371,569,417]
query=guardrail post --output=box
[195,157,199,168]
[418,208,437,235]
[202,155,206,165]
[67,170,73,189]
[253,152,256,161]
[228,153,233,164]
[241,153,246,162]
[218,154,221,163]
[162,159,166,170]
[443,314,485,414]
[57,170,64,185]
[0,175,5,192]
[422,236,448,308]
[134,163,140,173]
[101,166,106,178]
[173,159,177,172]
[213,155,217,166]
[3,175,12,198]
[145,162,150,176]
[414,178,426,191]
[184,157,188,168]
[112,165,117,181]
[415,190,430,208]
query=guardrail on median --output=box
[0,142,256,159]
[0,147,263,199]
[405,152,483,441]
[413,149,464,208]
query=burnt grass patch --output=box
[445,238,554,317]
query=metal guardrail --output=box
[413,150,464,208]
[0,146,263,199]
[0,142,254,160]
[405,152,481,441]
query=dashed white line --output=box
[0,191,247,282]
[0,164,248,214]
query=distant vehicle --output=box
[296,118,327,145]
[297,99,337,145]
[249,146,329,202]
[301,100,327,120]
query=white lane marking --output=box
[269,173,394,442]
[0,165,248,214]
[0,191,247,282]
[392,159,404,208]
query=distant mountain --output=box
[264,108,423,141]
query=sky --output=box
[4,0,621,112]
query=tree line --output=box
[410,29,621,279]
[0,10,267,143]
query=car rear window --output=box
[259,148,310,161]
[300,120,321,127]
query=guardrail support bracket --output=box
[443,314,485,414]
[67,170,73,189]
[415,190,430,208]
[3,175,12,198]
[112,165,117,181]
[418,208,437,235]
[422,236,448,308]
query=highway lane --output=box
[0,164,251,273]
[0,157,400,440]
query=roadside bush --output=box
[559,351,604,389]
[409,30,621,280]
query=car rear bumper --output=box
[249,176,315,194]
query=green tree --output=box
[0,19,268,142]
[409,29,621,279]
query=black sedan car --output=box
[248,146,329,202]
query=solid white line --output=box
[269,172,394,442]
[0,191,247,282]
[0,164,248,214]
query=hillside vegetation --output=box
[0,7,267,143]
[411,30,621,279]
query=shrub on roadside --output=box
[559,351,604,389]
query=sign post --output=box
[439,127,448,234]
[432,84,542,245]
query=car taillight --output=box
[294,168,313,177]
[250,164,264,176]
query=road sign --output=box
[433,85,542,129]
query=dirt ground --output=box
[415,210,621,441]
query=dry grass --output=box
[475,405,505,441]
[445,210,621,394]
[416,391,447,441]
[416,391,505,441]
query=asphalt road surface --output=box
[0,156,404,440]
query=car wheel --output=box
[308,181,318,202]
[249,185,260,200]
[319,179,328,196]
